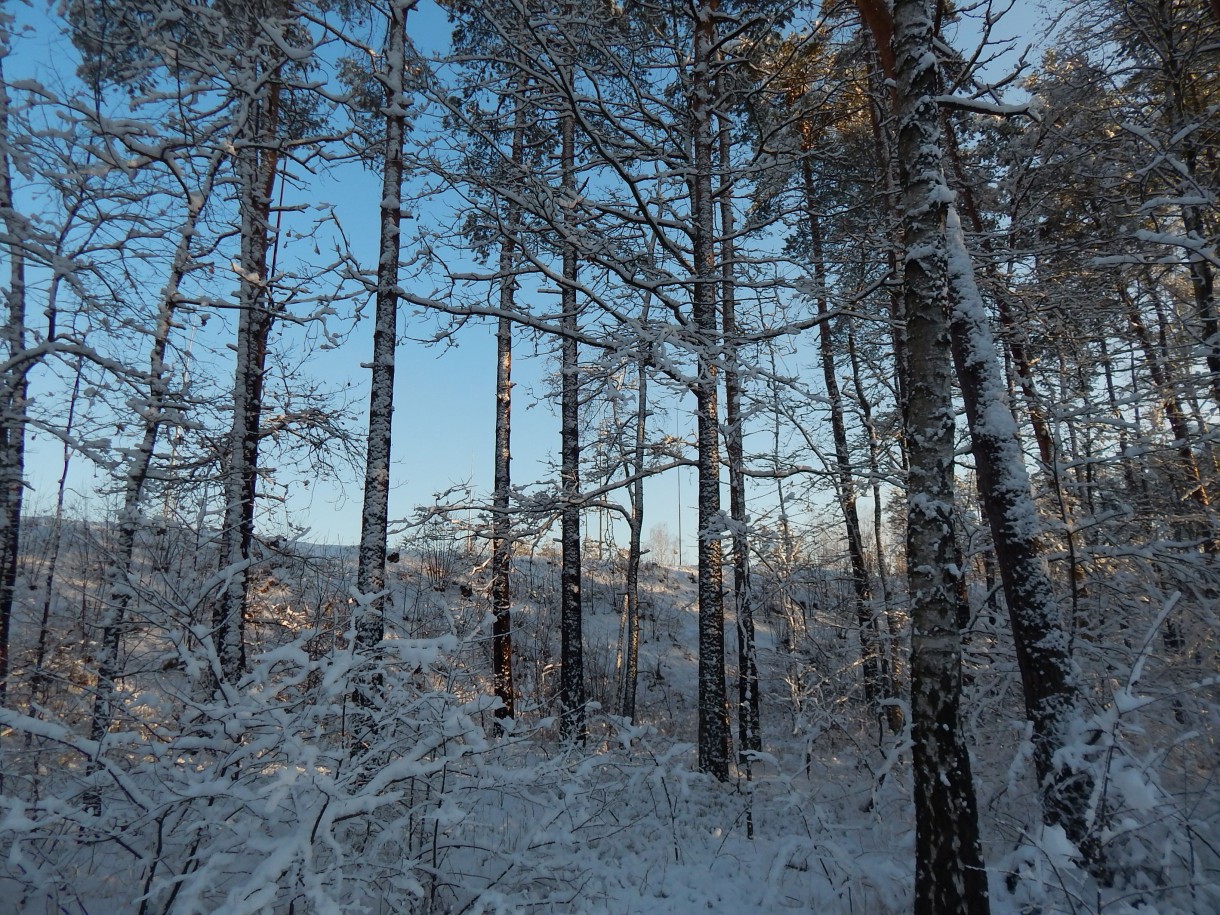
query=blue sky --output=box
[7,0,1052,561]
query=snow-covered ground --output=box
[0,532,1216,913]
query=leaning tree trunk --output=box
[90,151,218,764]
[947,206,1100,868]
[891,1,990,911]
[802,154,887,727]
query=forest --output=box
[0,0,1218,913]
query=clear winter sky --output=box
[10,0,1054,562]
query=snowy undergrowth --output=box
[1,544,1217,914]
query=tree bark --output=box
[559,51,586,744]
[691,0,729,781]
[215,50,283,686]
[947,207,1099,865]
[491,80,526,725]
[720,110,761,777]
[891,1,990,911]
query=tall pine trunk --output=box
[350,2,412,752]
[215,59,283,686]
[691,0,729,781]
[891,0,990,910]
[491,81,526,724]
[720,111,761,778]
[355,0,412,653]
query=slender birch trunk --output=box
[618,357,647,723]
[802,155,886,723]
[90,152,218,758]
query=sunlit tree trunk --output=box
[349,1,413,751]
[491,82,526,724]
[721,111,761,780]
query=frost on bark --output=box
[490,85,526,725]
[692,0,729,781]
[947,207,1100,865]
[90,153,218,761]
[351,1,413,748]
[559,68,586,744]
[355,0,413,654]
[214,10,286,687]
[891,0,989,911]
[721,114,760,774]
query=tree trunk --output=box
[0,49,26,730]
[891,1,990,911]
[90,153,215,759]
[802,155,887,725]
[618,264,654,723]
[691,0,729,781]
[350,1,412,751]
[721,111,761,777]
[847,318,904,731]
[944,123,1056,469]
[356,0,412,651]
[491,80,526,725]
[559,63,586,744]
[947,206,1099,866]
[214,67,282,686]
